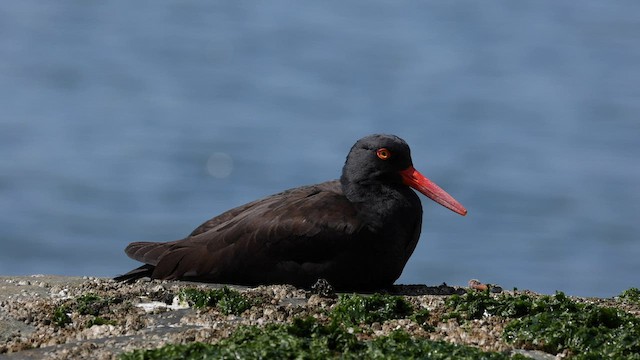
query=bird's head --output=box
[341,134,467,216]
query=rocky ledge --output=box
[0,275,638,360]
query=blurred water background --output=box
[1,1,639,298]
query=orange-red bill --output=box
[399,166,467,216]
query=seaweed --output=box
[51,305,72,327]
[49,292,117,328]
[120,317,522,360]
[330,293,415,326]
[503,294,640,358]
[446,290,640,358]
[619,287,640,303]
[178,286,255,315]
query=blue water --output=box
[1,1,639,297]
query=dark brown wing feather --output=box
[187,196,263,237]
[122,180,367,287]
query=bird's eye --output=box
[376,148,391,160]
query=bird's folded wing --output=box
[124,181,364,279]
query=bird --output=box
[115,134,467,290]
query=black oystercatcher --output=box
[115,134,466,290]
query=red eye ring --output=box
[376,148,391,160]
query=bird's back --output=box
[118,180,422,290]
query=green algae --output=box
[363,330,525,360]
[51,305,72,327]
[120,293,523,359]
[178,286,255,315]
[445,290,536,320]
[447,290,640,358]
[86,316,117,327]
[619,287,640,303]
[120,289,640,359]
[119,316,522,360]
[50,293,118,328]
[76,293,116,316]
[330,293,415,326]
[503,295,640,358]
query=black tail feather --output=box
[114,264,155,283]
